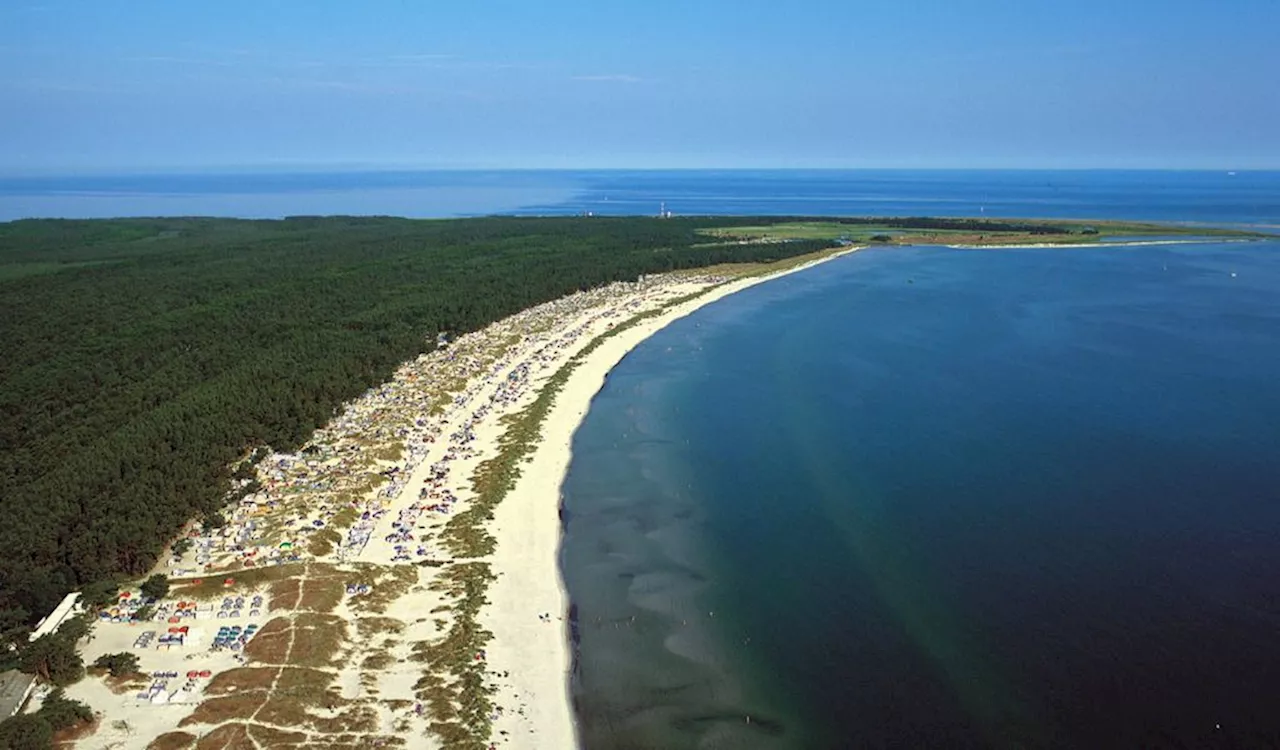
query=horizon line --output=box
[3,165,1278,178]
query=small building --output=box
[29,592,81,642]
[0,669,37,720]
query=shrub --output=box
[0,714,53,750]
[140,574,169,601]
[38,688,93,731]
[92,652,140,678]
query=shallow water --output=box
[562,241,1280,749]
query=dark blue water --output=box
[561,241,1280,749]
[2,169,1279,228]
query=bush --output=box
[18,633,84,686]
[92,652,140,678]
[37,689,93,731]
[139,574,169,601]
[0,714,53,750]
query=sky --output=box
[2,0,1279,172]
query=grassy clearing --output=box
[195,724,256,750]
[147,731,198,750]
[362,651,396,670]
[307,528,343,557]
[700,221,865,240]
[355,616,405,639]
[700,218,1267,249]
[347,565,418,615]
[205,667,277,696]
[180,694,261,726]
[289,614,348,669]
[298,576,344,613]
[270,578,302,610]
[274,667,337,697]
[246,724,309,746]
[170,564,300,599]
[330,506,360,530]
[243,618,292,664]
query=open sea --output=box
[7,170,1279,748]
[1,169,1279,228]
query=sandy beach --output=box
[480,249,858,748]
[51,247,854,750]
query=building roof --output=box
[0,669,36,719]
[29,592,81,642]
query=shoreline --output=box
[48,246,856,750]
[946,238,1261,250]
[481,247,860,748]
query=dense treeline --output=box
[0,215,831,634]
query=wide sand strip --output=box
[482,248,859,748]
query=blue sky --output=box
[2,0,1278,171]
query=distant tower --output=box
[660,201,666,218]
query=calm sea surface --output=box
[561,240,1280,749]
[10,170,1279,748]
[2,169,1279,227]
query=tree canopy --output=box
[0,215,833,624]
[139,575,169,602]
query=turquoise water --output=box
[561,241,1280,749]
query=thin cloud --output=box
[572,74,642,83]
[358,56,535,72]
[385,53,456,62]
[260,76,428,97]
[125,55,234,67]
[0,78,128,94]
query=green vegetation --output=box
[17,616,89,686]
[701,217,1265,245]
[2,213,1257,636]
[79,580,120,610]
[0,215,832,626]
[0,715,53,750]
[35,688,94,731]
[139,574,169,601]
[92,651,140,678]
[0,689,95,750]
